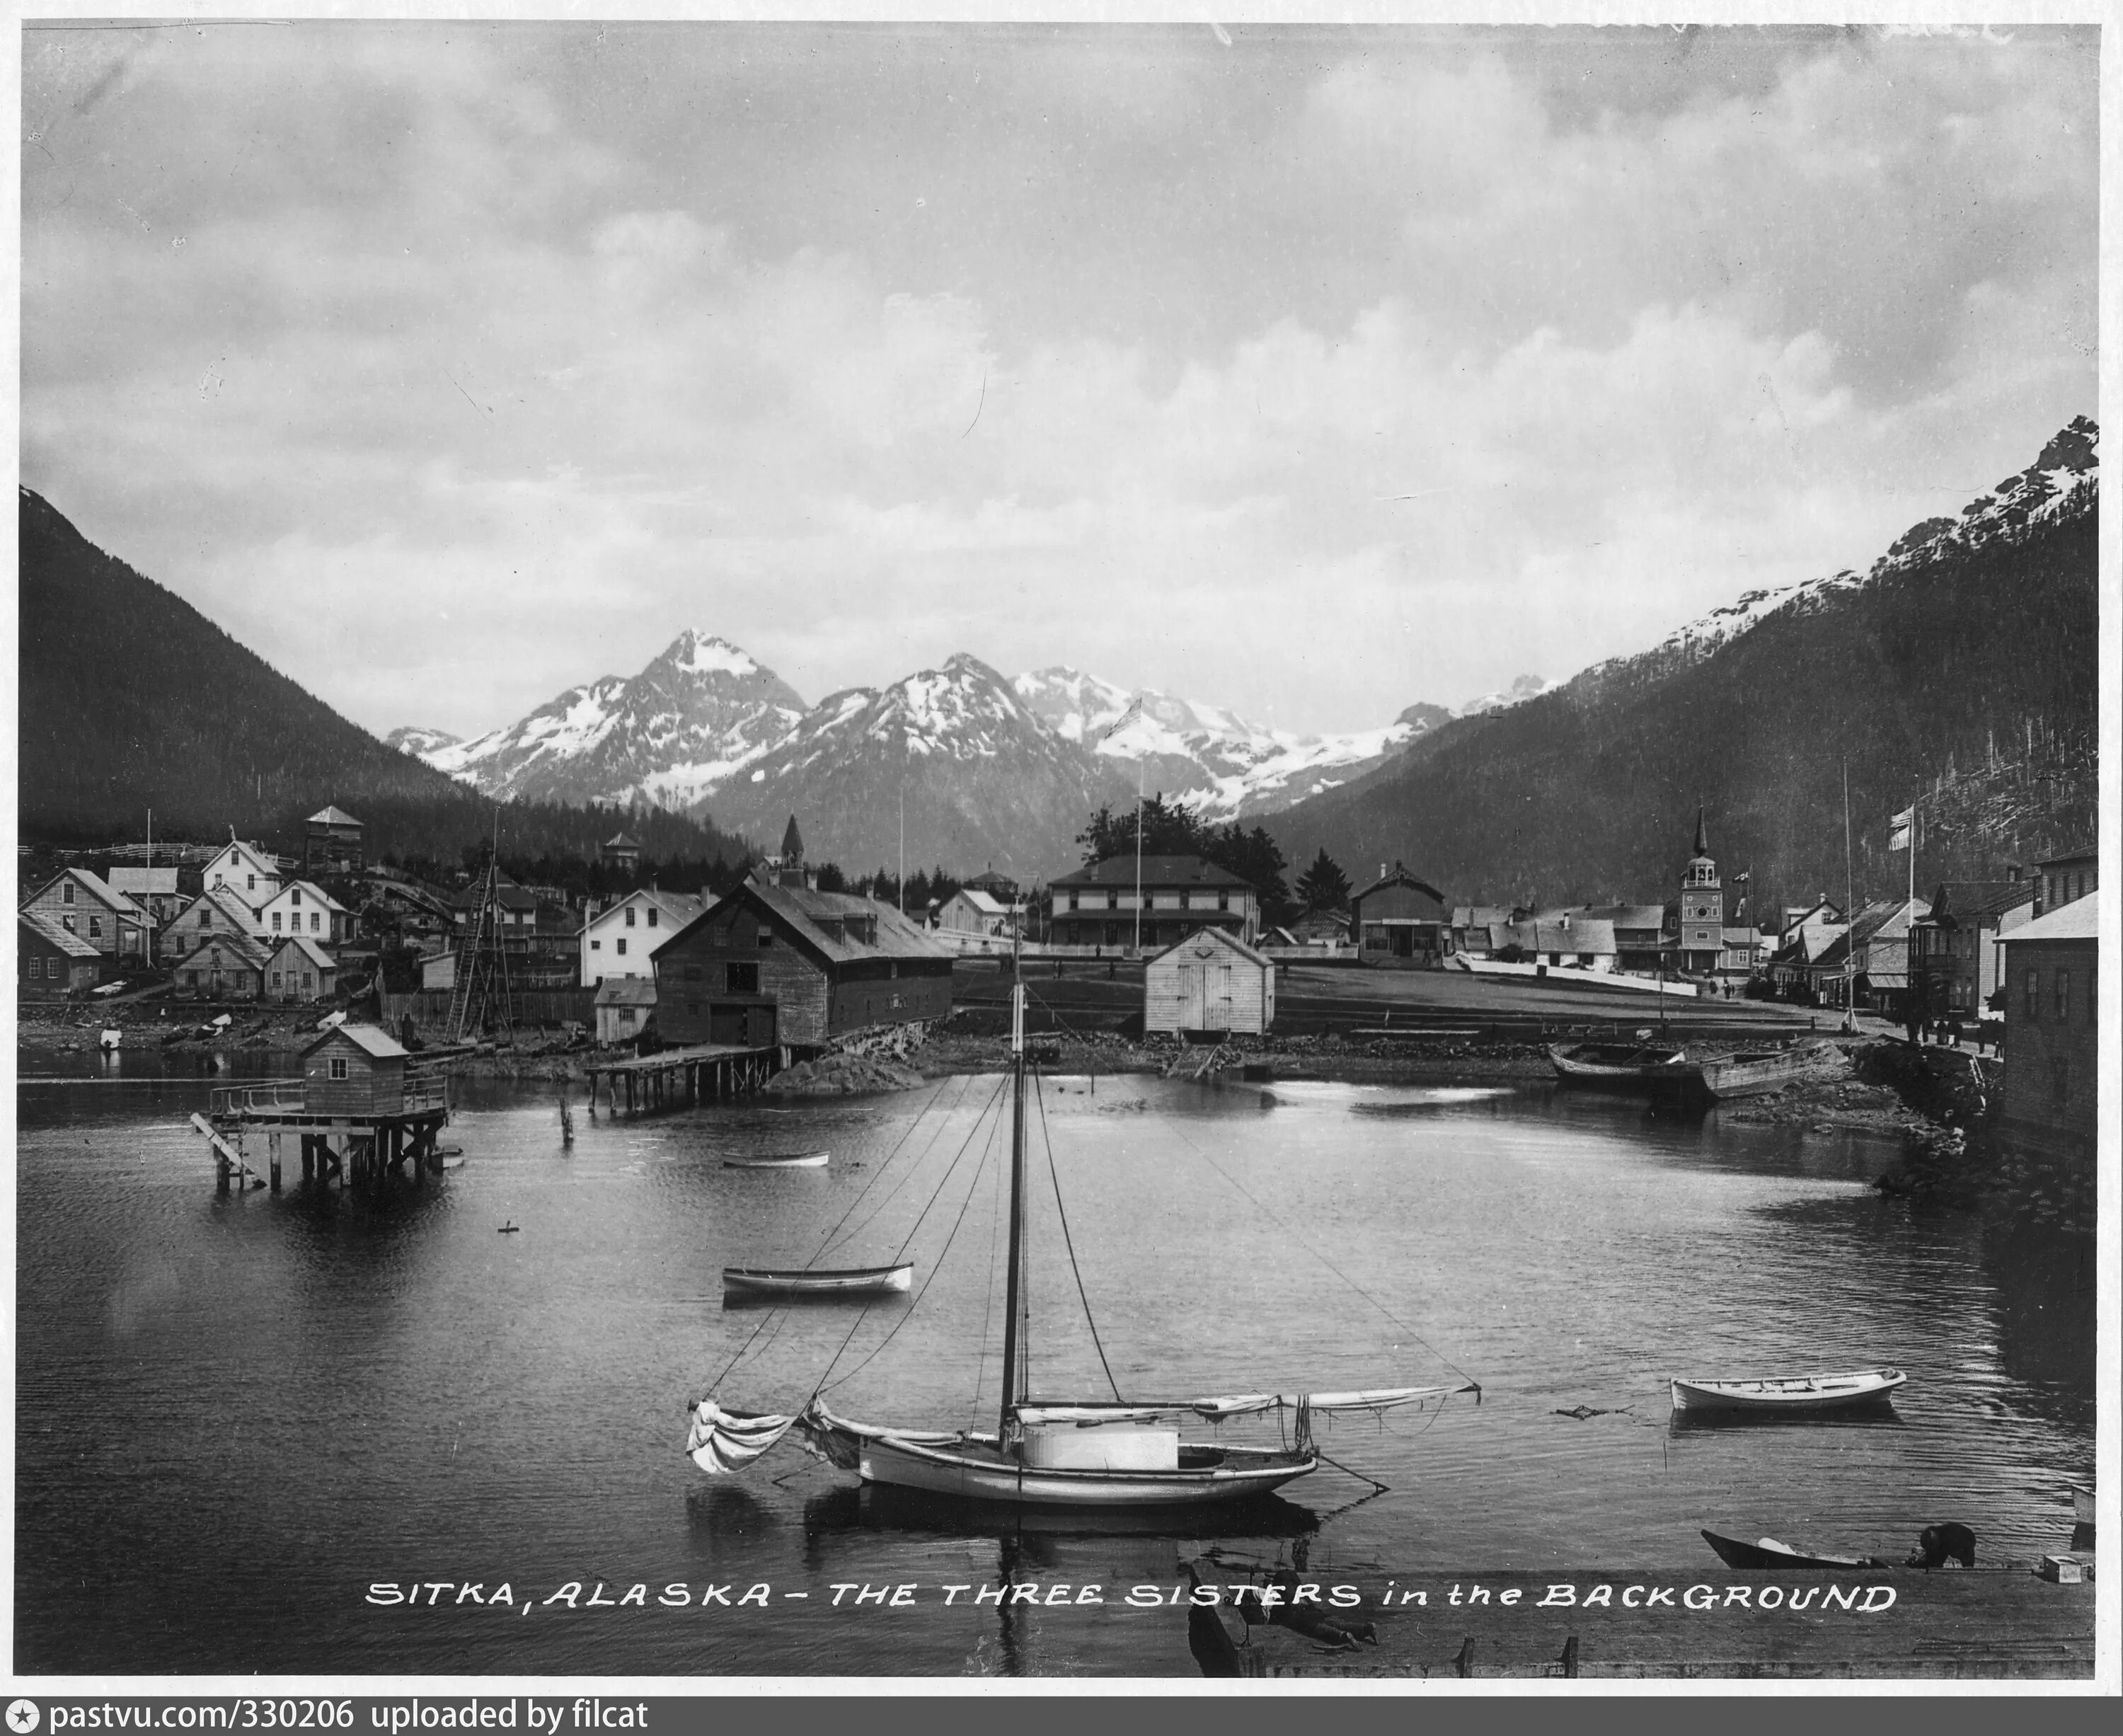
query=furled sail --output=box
[686,1398,800,1475]
[1013,1384,1475,1427]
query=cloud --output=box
[18,23,2096,741]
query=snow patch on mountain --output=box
[386,725,461,758]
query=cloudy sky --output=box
[20,17,2098,742]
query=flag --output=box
[1100,695,1146,745]
[1888,805,1916,851]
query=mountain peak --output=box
[655,628,764,681]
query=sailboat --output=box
[685,977,1478,1506]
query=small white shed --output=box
[1144,926,1275,1037]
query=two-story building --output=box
[1045,856,1260,952]
[18,868,149,963]
[2032,847,2097,918]
[258,879,350,948]
[169,928,272,999]
[1350,862,1450,968]
[1911,880,2035,1020]
[1996,897,2098,1160]
[304,805,366,875]
[265,936,338,1003]
[579,887,707,985]
[653,880,955,1050]
[205,838,286,904]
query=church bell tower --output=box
[1680,807,1723,975]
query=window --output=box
[591,938,602,951]
[329,1057,348,1081]
[757,926,774,948]
[1107,891,1118,910]
[2024,968,2039,1020]
[625,907,636,928]
[271,972,282,989]
[272,913,283,932]
[247,875,255,891]
[302,974,313,994]
[200,910,212,928]
[310,914,320,933]
[292,888,302,906]
[2055,969,2071,1021]
[616,938,627,955]
[62,882,74,905]
[647,908,658,929]
[1218,890,1230,911]
[725,962,760,993]
[89,917,102,938]
[1068,892,1079,912]
[686,999,701,1017]
[62,914,75,933]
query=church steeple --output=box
[781,814,805,864]
[1693,804,1708,858]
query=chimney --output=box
[1379,863,1388,880]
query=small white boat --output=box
[723,1150,829,1170]
[98,1028,123,1052]
[1672,1368,1906,1415]
[723,1263,912,1299]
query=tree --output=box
[1076,793,1215,864]
[1293,847,1352,913]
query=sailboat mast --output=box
[997,976,1028,1441]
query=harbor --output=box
[13,1057,2095,1677]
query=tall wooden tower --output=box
[1679,807,1724,976]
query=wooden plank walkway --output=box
[1184,1568,2096,1679]
[583,1042,787,1115]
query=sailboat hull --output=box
[855,1433,1317,1507]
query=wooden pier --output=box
[200,1071,450,1192]
[583,1042,789,1116]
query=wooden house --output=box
[1911,880,2034,1018]
[602,831,643,872]
[594,976,658,1045]
[18,868,149,962]
[1285,907,1354,949]
[169,930,272,999]
[1997,897,2098,1160]
[1144,927,1275,1037]
[578,886,705,985]
[299,1024,439,1117]
[258,878,350,948]
[166,887,261,953]
[653,881,955,1050]
[304,805,366,875]
[105,866,183,929]
[1046,856,1259,951]
[933,888,1021,953]
[205,838,285,903]
[2032,847,2097,918]
[1350,863,1449,968]
[266,936,338,1003]
[18,912,105,998]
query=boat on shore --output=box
[722,1263,913,1300]
[1672,1369,1905,1415]
[1701,1529,1889,1570]
[1548,1042,1693,1091]
[723,1150,829,1170]
[1696,1041,1840,1100]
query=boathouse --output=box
[300,1023,425,1116]
[1144,927,1275,1037]
[1996,897,2098,1161]
[594,975,657,1045]
[1350,862,1449,968]
[652,880,954,1050]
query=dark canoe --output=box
[1547,1042,1696,1091]
[723,1150,830,1169]
[1702,1529,1887,1570]
[722,1263,914,1299]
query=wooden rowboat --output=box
[1672,1368,1906,1415]
[1548,1042,1693,1091]
[1701,1529,1888,1570]
[1696,1041,1839,1100]
[723,1151,830,1170]
[723,1263,913,1299]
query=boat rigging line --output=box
[817,1086,1008,1397]
[811,1073,982,1267]
[1030,1059,1124,1403]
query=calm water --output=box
[15,1054,2095,1676]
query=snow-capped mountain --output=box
[1011,667,1461,816]
[703,654,1126,876]
[416,629,808,807]
[1613,416,2100,683]
[386,725,461,759]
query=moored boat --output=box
[723,1150,829,1170]
[1696,1041,1839,1100]
[686,963,1480,1508]
[722,1263,913,1299]
[1548,1042,1693,1091]
[1672,1368,1906,1414]
[1701,1529,1889,1570]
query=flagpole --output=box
[1842,760,1856,1033]
[1134,749,1144,958]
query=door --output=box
[1210,965,1232,1030]
[709,1005,748,1045]
[747,1004,777,1049]
[1184,963,1209,1031]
